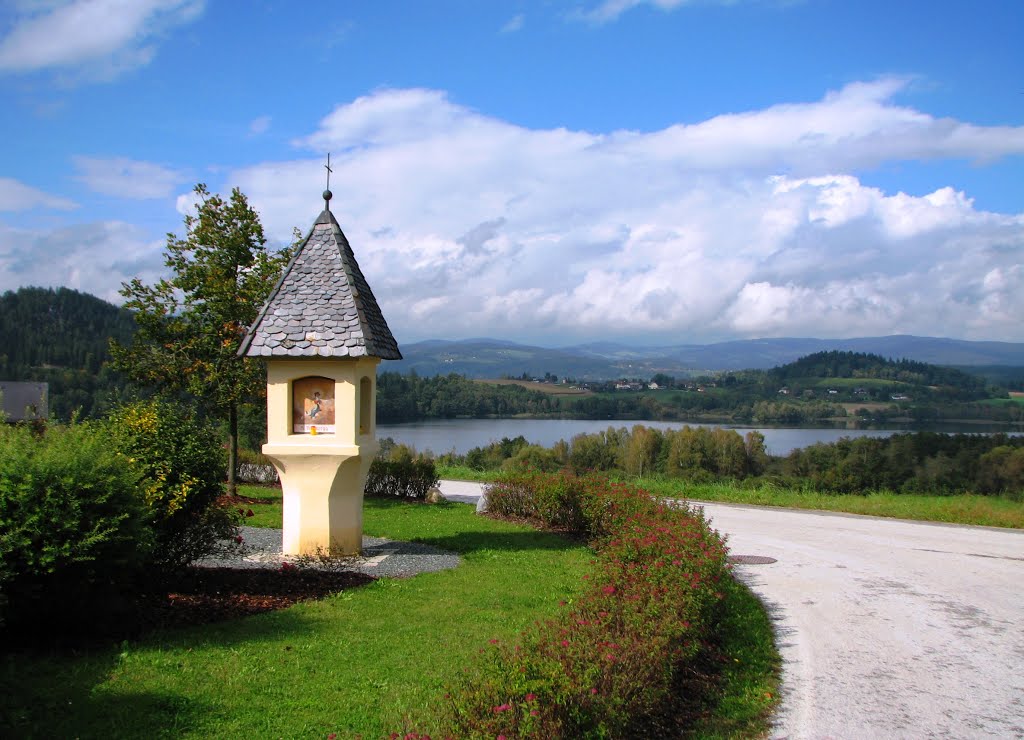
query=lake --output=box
[375,418,1007,457]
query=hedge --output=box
[431,470,730,737]
[364,459,439,500]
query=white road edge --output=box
[437,480,1024,739]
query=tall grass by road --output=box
[438,465,1024,529]
[635,477,1024,529]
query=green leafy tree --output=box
[110,184,291,494]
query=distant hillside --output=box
[389,336,1024,380]
[570,337,1024,372]
[385,338,633,380]
[0,287,136,419]
[764,350,990,400]
[5,286,1023,391]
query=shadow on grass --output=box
[0,598,357,738]
[0,649,213,739]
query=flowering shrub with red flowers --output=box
[437,470,730,737]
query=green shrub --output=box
[502,443,563,473]
[0,421,153,632]
[108,400,236,571]
[438,470,730,737]
[364,459,439,500]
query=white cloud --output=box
[501,14,525,33]
[618,78,1024,173]
[12,80,1023,344]
[575,0,705,24]
[0,220,164,302]
[73,156,188,199]
[249,115,272,136]
[175,189,202,216]
[0,0,205,81]
[219,81,1024,344]
[0,177,78,211]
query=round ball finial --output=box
[323,189,333,202]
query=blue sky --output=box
[1,0,1022,346]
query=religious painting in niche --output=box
[292,377,335,434]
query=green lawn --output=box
[1,498,592,738]
[2,493,781,739]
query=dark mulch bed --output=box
[137,566,375,631]
[4,566,375,651]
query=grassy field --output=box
[980,396,1024,407]
[812,377,905,389]
[474,378,593,395]
[838,401,893,413]
[1,493,780,739]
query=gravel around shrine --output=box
[200,525,463,579]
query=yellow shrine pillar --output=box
[239,189,402,556]
[261,358,380,555]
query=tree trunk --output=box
[227,402,238,496]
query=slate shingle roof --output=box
[239,207,402,360]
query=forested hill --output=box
[0,287,136,374]
[768,351,988,395]
[0,287,136,419]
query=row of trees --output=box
[441,425,771,481]
[782,432,1024,495]
[432,426,1024,498]
[377,372,560,421]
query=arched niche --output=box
[292,376,336,434]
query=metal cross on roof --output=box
[323,153,334,209]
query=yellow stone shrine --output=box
[238,189,401,556]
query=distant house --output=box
[0,382,48,422]
[778,387,790,395]
[648,382,660,390]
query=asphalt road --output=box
[438,481,1024,739]
[696,501,1024,739]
